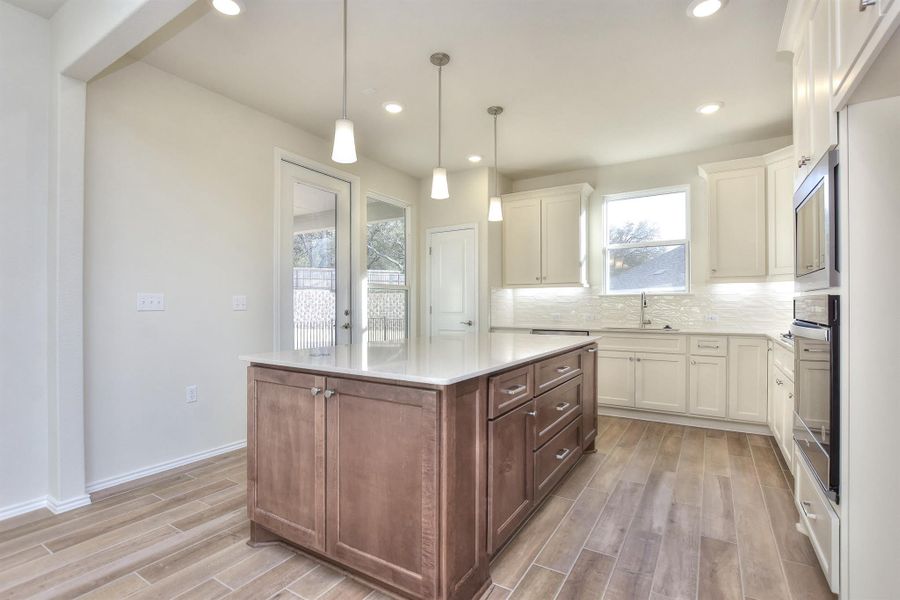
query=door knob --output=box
[460,320,473,326]
[341,323,351,329]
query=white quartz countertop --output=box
[240,332,599,386]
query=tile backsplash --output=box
[491,282,794,333]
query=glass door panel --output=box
[366,197,408,341]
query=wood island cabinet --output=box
[247,339,597,600]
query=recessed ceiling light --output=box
[687,0,725,18]
[383,102,403,114]
[696,101,723,115]
[468,155,482,163]
[211,0,243,16]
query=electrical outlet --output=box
[705,314,720,322]
[232,295,247,311]
[137,293,165,311]
[550,312,561,322]
[185,385,199,404]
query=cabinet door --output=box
[541,193,585,285]
[767,157,796,275]
[810,0,836,164]
[727,337,769,423]
[794,36,812,186]
[502,197,542,285]
[325,377,439,597]
[596,350,635,407]
[580,346,598,448]
[688,355,727,418]
[635,353,687,413]
[708,167,767,277]
[771,367,789,449]
[832,0,883,100]
[248,368,326,552]
[781,377,795,474]
[487,401,534,555]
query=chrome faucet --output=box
[640,292,651,328]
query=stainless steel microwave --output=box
[794,150,840,291]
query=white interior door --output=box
[279,161,351,349]
[427,226,477,335]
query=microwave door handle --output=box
[790,322,830,342]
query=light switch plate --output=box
[137,293,165,311]
[232,295,247,311]
[185,385,198,404]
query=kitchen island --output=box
[240,333,599,600]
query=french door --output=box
[279,161,352,349]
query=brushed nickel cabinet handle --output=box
[587,347,597,353]
[698,343,720,349]
[503,384,527,396]
[323,389,335,398]
[860,0,877,10]
[556,366,572,374]
[690,359,696,365]
[526,410,537,417]
[803,348,829,353]
[555,402,571,412]
[776,379,784,386]
[460,320,473,326]
[800,500,818,520]
[555,448,571,461]
[310,387,322,396]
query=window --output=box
[366,196,410,341]
[603,187,689,294]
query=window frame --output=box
[365,192,414,339]
[601,184,691,295]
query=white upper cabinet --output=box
[502,197,543,285]
[832,0,885,102]
[767,154,796,275]
[810,0,837,165]
[706,167,767,278]
[794,31,813,182]
[501,184,591,287]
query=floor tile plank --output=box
[761,486,818,567]
[553,452,608,501]
[287,564,346,599]
[74,572,149,600]
[782,559,836,600]
[224,554,317,600]
[651,503,700,600]
[750,444,789,490]
[700,474,736,544]
[215,544,295,590]
[697,537,742,600]
[603,569,652,600]
[555,549,615,600]
[535,487,608,573]
[584,480,644,556]
[507,565,564,600]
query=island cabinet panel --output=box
[247,368,326,552]
[325,377,439,599]
[487,400,535,555]
[580,345,598,448]
[533,375,583,448]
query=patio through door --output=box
[279,160,352,350]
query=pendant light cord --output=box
[437,65,442,167]
[342,0,348,119]
[493,113,498,195]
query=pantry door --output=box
[279,160,352,350]
[426,225,478,336]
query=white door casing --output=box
[278,160,352,349]
[426,225,477,336]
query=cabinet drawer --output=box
[795,448,839,593]
[533,376,582,449]
[488,365,534,419]
[689,335,727,357]
[596,334,686,354]
[534,418,582,503]
[773,344,794,380]
[535,349,582,394]
[796,337,830,362]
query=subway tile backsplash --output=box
[491,282,793,333]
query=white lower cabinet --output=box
[635,353,686,413]
[727,337,769,423]
[770,363,795,473]
[596,350,635,407]
[795,448,840,593]
[688,355,727,418]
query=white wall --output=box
[84,60,419,487]
[0,1,51,514]
[512,135,793,287]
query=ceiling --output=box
[134,0,792,180]
[6,0,66,18]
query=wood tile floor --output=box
[0,416,835,600]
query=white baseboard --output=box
[47,494,92,514]
[598,406,773,435]
[0,496,51,522]
[85,439,247,494]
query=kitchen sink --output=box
[602,326,679,333]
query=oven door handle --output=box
[790,322,830,342]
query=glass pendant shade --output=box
[331,118,357,164]
[431,167,449,200]
[488,196,503,221]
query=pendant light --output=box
[331,0,357,163]
[430,52,451,199]
[487,106,504,222]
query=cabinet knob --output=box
[690,359,696,365]
[635,357,642,362]
[776,379,783,386]
[525,410,537,417]
[535,276,540,281]
[310,386,322,396]
[323,389,336,398]
[860,0,877,10]
[788,393,794,399]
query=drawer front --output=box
[773,344,794,380]
[489,364,534,419]
[795,447,840,593]
[596,334,686,354]
[533,376,582,449]
[796,337,830,362]
[535,349,583,394]
[689,335,727,357]
[534,418,582,503]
